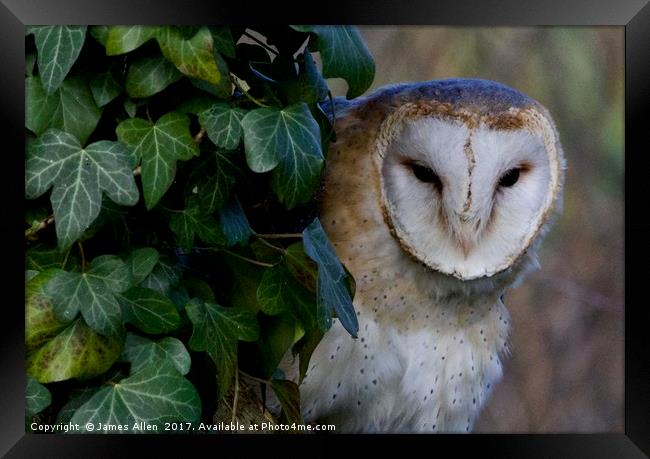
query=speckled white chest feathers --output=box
[299,242,511,433]
[295,79,564,433]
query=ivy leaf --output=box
[258,262,309,317]
[140,260,181,295]
[105,26,159,55]
[210,26,235,59]
[198,102,246,150]
[29,26,87,94]
[218,197,252,246]
[125,56,182,99]
[169,196,226,250]
[90,70,123,107]
[117,287,180,334]
[253,314,297,380]
[56,387,101,424]
[292,25,374,99]
[26,376,52,417]
[284,242,318,294]
[241,103,323,208]
[193,149,237,213]
[121,332,191,375]
[157,26,228,88]
[26,269,69,350]
[70,361,201,431]
[123,98,137,118]
[185,298,259,396]
[26,270,39,282]
[26,130,139,248]
[116,112,199,209]
[27,318,123,383]
[303,219,358,337]
[125,247,159,284]
[44,255,132,336]
[283,51,329,105]
[25,76,102,145]
[26,243,79,272]
[271,379,302,424]
[294,327,324,384]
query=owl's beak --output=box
[456,230,474,258]
[452,214,479,258]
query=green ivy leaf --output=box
[210,26,236,59]
[44,255,132,336]
[241,103,323,208]
[291,25,374,99]
[185,298,259,397]
[105,26,159,55]
[157,26,228,89]
[26,375,52,417]
[89,26,109,46]
[123,98,137,118]
[219,197,252,246]
[70,361,201,431]
[271,379,302,424]
[90,70,123,107]
[294,327,324,384]
[26,51,37,77]
[283,51,329,105]
[26,270,39,282]
[169,196,226,250]
[258,262,302,316]
[193,149,237,213]
[26,269,69,350]
[284,242,317,294]
[27,318,123,383]
[25,76,102,145]
[125,56,182,99]
[26,130,139,249]
[198,102,246,150]
[117,287,180,334]
[116,112,199,209]
[140,260,181,295]
[125,247,159,284]
[255,314,296,380]
[56,387,100,424]
[225,256,265,313]
[121,332,191,375]
[26,243,79,272]
[302,219,358,337]
[29,26,87,94]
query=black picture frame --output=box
[2,0,648,456]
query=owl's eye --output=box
[410,163,442,189]
[498,168,521,188]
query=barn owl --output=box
[297,79,565,433]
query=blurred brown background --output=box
[331,27,624,432]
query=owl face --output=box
[375,103,563,280]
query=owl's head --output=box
[371,79,565,281]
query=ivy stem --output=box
[255,236,287,254]
[238,369,271,386]
[24,214,55,240]
[255,233,303,239]
[231,76,270,108]
[60,246,72,270]
[221,249,274,268]
[242,30,279,56]
[193,128,206,144]
[231,364,240,424]
[77,241,86,272]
